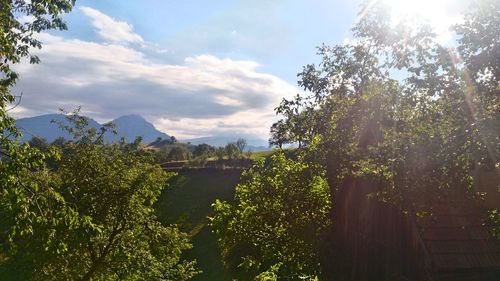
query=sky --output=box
[10,0,470,140]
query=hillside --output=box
[155,169,243,281]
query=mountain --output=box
[16,114,101,143]
[16,114,169,144]
[183,135,269,151]
[105,115,169,143]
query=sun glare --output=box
[381,0,464,44]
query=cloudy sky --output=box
[11,0,469,140]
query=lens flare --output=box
[381,0,468,44]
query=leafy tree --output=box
[273,96,318,148]
[211,150,330,280]
[0,1,198,279]
[215,147,226,167]
[193,143,215,159]
[269,119,290,149]
[225,142,240,160]
[1,113,199,280]
[1,0,76,278]
[454,0,500,240]
[235,138,247,156]
[455,0,500,96]
[270,0,498,209]
[28,136,49,151]
[0,0,75,154]
[50,137,67,148]
[167,146,191,161]
[214,0,499,279]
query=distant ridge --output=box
[183,135,268,151]
[16,114,169,143]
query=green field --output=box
[155,169,243,281]
[248,149,275,160]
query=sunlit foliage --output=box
[217,0,499,279]
[211,150,330,279]
[2,113,199,280]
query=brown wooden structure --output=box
[323,175,500,281]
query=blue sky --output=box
[58,0,360,80]
[11,0,466,140]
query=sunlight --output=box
[382,0,462,44]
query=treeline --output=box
[26,135,253,166]
[151,138,252,167]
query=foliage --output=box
[2,114,195,279]
[192,144,216,159]
[27,136,49,151]
[488,209,500,240]
[0,0,75,162]
[168,146,191,161]
[269,120,290,149]
[211,150,331,279]
[269,0,499,210]
[216,1,499,280]
[225,142,240,160]
[455,0,500,97]
[215,147,225,160]
[155,144,192,163]
[50,136,67,148]
[235,138,247,155]
[1,0,74,278]
[2,113,199,280]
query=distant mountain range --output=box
[15,114,270,150]
[16,114,169,143]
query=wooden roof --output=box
[419,198,500,280]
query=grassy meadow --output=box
[155,169,243,281]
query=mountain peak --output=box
[114,114,145,121]
[16,113,169,143]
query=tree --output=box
[211,150,330,279]
[28,136,49,151]
[1,0,76,278]
[269,120,289,149]
[0,1,199,279]
[455,0,500,96]
[193,143,215,159]
[0,0,75,149]
[225,142,240,160]
[215,147,226,166]
[454,0,499,171]
[167,146,190,161]
[50,137,67,148]
[213,0,499,279]
[236,138,247,156]
[454,0,500,240]
[1,113,199,280]
[267,0,498,206]
[273,96,318,148]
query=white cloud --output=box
[155,109,278,140]
[12,32,297,139]
[79,6,144,44]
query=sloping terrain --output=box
[155,169,242,281]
